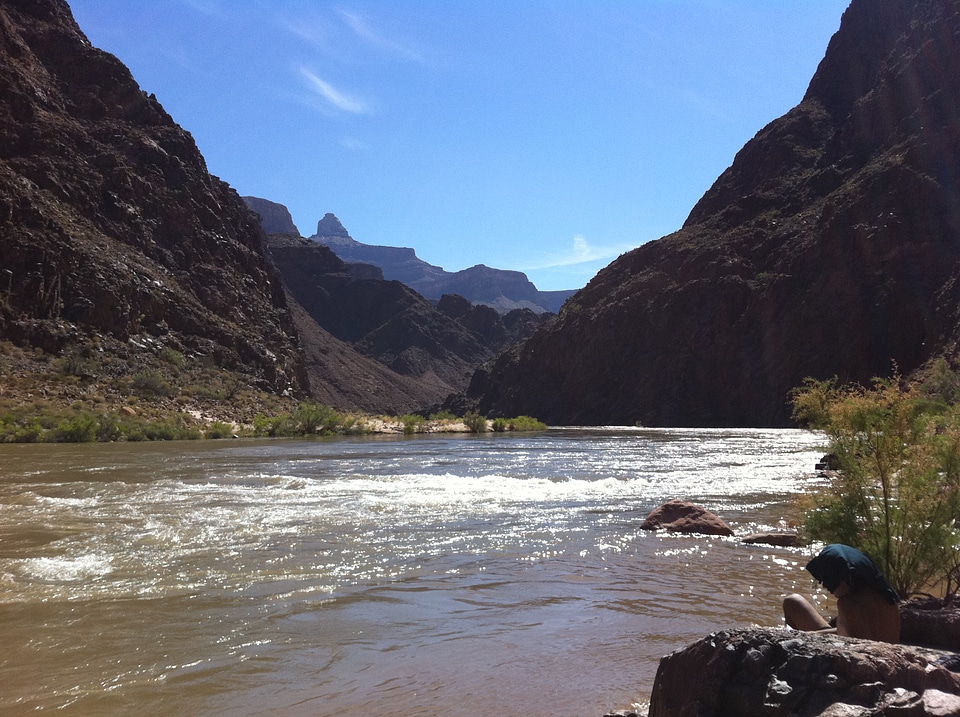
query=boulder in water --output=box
[640,500,733,536]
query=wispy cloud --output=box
[533,235,636,269]
[336,8,423,63]
[299,67,371,114]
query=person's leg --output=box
[783,593,831,631]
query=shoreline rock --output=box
[648,627,960,717]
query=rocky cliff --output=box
[0,0,306,409]
[309,212,575,314]
[468,0,960,427]
[241,196,300,236]
[262,231,547,407]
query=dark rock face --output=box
[900,597,960,651]
[242,196,300,236]
[469,0,960,426]
[263,234,548,404]
[639,500,733,536]
[649,628,960,717]
[309,212,575,314]
[0,0,305,394]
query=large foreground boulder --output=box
[649,628,960,717]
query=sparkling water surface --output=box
[0,427,829,716]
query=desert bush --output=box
[96,413,124,442]
[464,412,488,433]
[507,416,547,431]
[54,415,98,443]
[401,413,427,434]
[792,375,960,597]
[429,410,458,421]
[205,421,234,439]
[492,417,509,432]
[132,369,175,398]
[253,413,299,438]
[295,402,340,435]
[159,347,185,368]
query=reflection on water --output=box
[0,428,829,716]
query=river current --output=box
[0,427,830,716]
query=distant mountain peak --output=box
[316,213,350,238]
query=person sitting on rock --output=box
[782,543,901,643]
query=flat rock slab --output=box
[741,532,801,547]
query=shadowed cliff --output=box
[0,0,307,403]
[467,0,960,427]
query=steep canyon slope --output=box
[469,0,960,427]
[0,0,306,412]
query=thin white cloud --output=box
[299,67,370,114]
[533,235,636,269]
[336,8,423,63]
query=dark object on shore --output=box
[640,500,733,536]
[741,532,801,548]
[901,596,960,651]
[815,454,841,471]
[649,628,960,717]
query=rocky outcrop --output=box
[0,0,306,396]
[242,196,300,236]
[640,500,734,536]
[648,628,960,717]
[309,212,575,314]
[468,0,960,427]
[263,233,549,405]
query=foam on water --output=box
[0,428,828,715]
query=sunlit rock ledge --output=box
[645,627,960,717]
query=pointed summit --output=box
[316,213,350,238]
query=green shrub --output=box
[792,375,960,597]
[55,415,98,443]
[492,417,509,432]
[205,421,234,439]
[295,402,340,435]
[429,410,458,421]
[464,412,488,433]
[507,416,547,431]
[159,347,185,368]
[401,413,427,435]
[253,413,298,437]
[96,413,124,442]
[132,369,175,398]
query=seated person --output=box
[783,543,900,643]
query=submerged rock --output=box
[741,532,801,548]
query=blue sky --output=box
[69,0,850,292]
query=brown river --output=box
[0,427,831,716]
